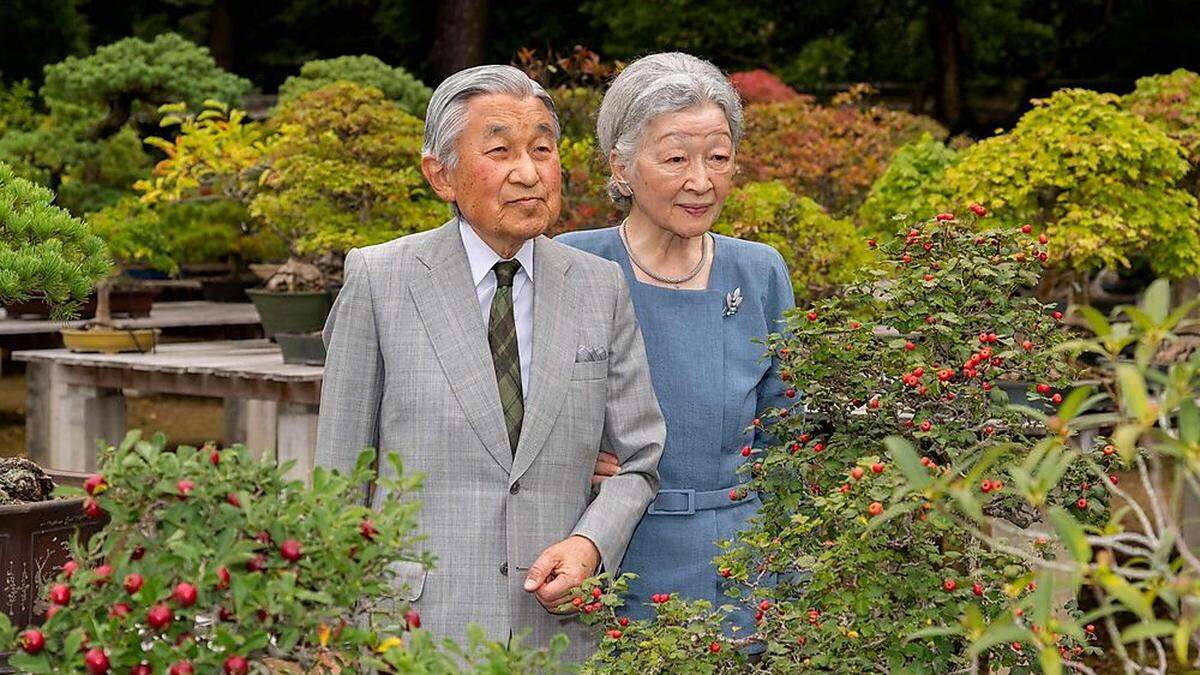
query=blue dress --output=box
[556,227,795,632]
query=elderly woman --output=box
[556,52,794,628]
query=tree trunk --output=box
[209,0,235,70]
[93,278,114,328]
[926,0,966,130]
[427,0,489,84]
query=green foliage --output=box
[715,181,870,302]
[738,95,948,217]
[0,431,569,673]
[0,161,111,317]
[0,79,37,135]
[857,133,959,239]
[778,35,855,90]
[943,280,1200,672]
[947,89,1200,279]
[277,55,432,118]
[85,198,178,274]
[582,209,1103,672]
[555,135,620,236]
[251,82,448,260]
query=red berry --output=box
[173,582,198,607]
[924,274,934,282]
[1038,234,1048,244]
[226,492,241,507]
[124,573,143,594]
[1051,393,1062,405]
[215,565,231,590]
[785,388,796,398]
[868,502,883,517]
[984,425,995,435]
[21,629,45,655]
[619,617,630,626]
[247,554,267,572]
[83,497,104,519]
[871,462,884,474]
[62,559,78,579]
[935,212,955,221]
[405,609,421,629]
[1077,498,1088,509]
[1086,624,1095,633]
[972,583,984,597]
[981,480,992,493]
[169,662,194,675]
[593,587,603,599]
[812,443,824,453]
[1021,340,1034,351]
[93,563,113,582]
[1109,474,1119,485]
[148,603,173,630]
[1021,224,1033,234]
[869,398,880,409]
[210,449,221,466]
[867,238,877,247]
[280,539,302,562]
[925,315,936,324]
[49,583,70,605]
[741,445,752,457]
[360,519,378,540]
[83,473,106,495]
[709,641,722,653]
[131,545,146,561]
[850,467,865,480]
[920,421,932,432]
[969,203,987,217]
[176,479,194,497]
[849,321,861,329]
[807,311,818,321]
[902,253,912,264]
[607,629,623,639]
[85,648,110,674]
[905,341,916,351]
[110,602,132,619]
[943,578,957,592]
[1036,383,1051,394]
[223,656,249,675]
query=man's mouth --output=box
[508,197,544,206]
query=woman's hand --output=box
[592,451,622,486]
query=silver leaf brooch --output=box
[724,287,743,317]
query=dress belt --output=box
[646,486,753,516]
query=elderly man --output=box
[314,64,665,661]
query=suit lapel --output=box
[410,221,513,472]
[510,236,575,484]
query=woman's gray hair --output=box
[597,52,743,207]
[422,64,560,170]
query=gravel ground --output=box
[0,371,225,458]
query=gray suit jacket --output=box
[315,219,665,662]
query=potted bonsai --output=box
[143,84,447,364]
[571,206,1108,673]
[0,432,571,673]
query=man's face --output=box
[423,93,562,256]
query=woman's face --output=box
[615,103,735,238]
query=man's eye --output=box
[667,156,685,163]
[711,154,730,162]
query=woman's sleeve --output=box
[753,249,797,449]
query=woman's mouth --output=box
[678,203,712,217]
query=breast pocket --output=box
[570,359,608,381]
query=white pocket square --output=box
[575,345,608,362]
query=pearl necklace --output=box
[619,220,710,286]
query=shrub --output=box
[514,46,619,141]
[0,161,111,317]
[251,83,448,270]
[555,135,620,236]
[738,93,947,217]
[947,88,1200,281]
[729,70,803,104]
[857,133,958,239]
[277,55,432,118]
[714,181,870,302]
[0,79,36,135]
[576,208,1104,672]
[0,432,570,672]
[1123,69,1200,167]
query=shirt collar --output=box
[458,217,535,288]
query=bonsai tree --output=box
[947,89,1200,298]
[0,432,570,672]
[0,160,111,318]
[573,207,1106,672]
[1123,69,1200,195]
[939,280,1200,673]
[0,33,251,216]
[277,55,432,118]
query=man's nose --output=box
[508,151,540,186]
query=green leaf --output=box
[1055,385,1095,422]
[885,436,931,490]
[1174,620,1191,664]
[1139,278,1170,324]
[1179,399,1199,445]
[1039,645,1063,675]
[1073,306,1112,338]
[1119,619,1177,643]
[1048,507,1091,564]
[1097,570,1155,621]
[1116,364,1150,421]
[967,623,1029,657]
[906,626,963,641]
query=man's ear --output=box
[421,155,457,203]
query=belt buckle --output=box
[646,489,695,516]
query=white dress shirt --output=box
[459,218,534,397]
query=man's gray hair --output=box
[422,64,561,170]
[597,52,743,207]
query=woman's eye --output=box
[487,146,507,154]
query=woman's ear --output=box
[609,149,632,197]
[421,155,457,203]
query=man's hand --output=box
[592,451,622,487]
[523,535,601,613]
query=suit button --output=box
[510,482,520,495]
[500,562,508,576]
